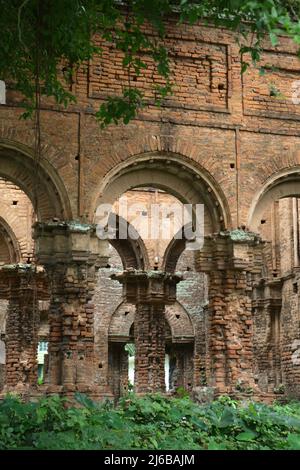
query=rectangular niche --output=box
[242,50,300,121]
[88,36,230,113]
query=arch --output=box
[91,152,231,232]
[108,302,135,342]
[163,224,194,273]
[0,187,33,261]
[108,300,194,343]
[0,217,21,263]
[165,302,194,342]
[0,140,72,221]
[0,236,11,265]
[248,167,300,231]
[107,214,149,269]
[163,233,186,274]
[163,222,208,273]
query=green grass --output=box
[1,393,300,450]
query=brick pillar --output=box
[112,270,181,395]
[44,262,97,394]
[135,302,166,393]
[120,346,129,396]
[252,279,283,393]
[34,221,109,397]
[207,269,255,393]
[44,269,62,389]
[0,265,41,391]
[196,230,264,396]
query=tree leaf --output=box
[236,430,257,441]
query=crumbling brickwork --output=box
[1,17,300,400]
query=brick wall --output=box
[2,20,300,228]
[1,17,300,399]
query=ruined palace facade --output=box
[1,17,300,401]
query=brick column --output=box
[207,269,255,393]
[44,262,97,394]
[196,230,264,396]
[112,270,181,394]
[253,274,300,399]
[0,265,45,391]
[134,302,166,393]
[252,279,283,392]
[34,221,109,397]
[120,346,129,395]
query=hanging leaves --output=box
[1,1,300,126]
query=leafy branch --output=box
[1,1,300,126]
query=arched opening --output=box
[92,152,231,232]
[0,140,69,392]
[36,302,50,384]
[107,299,196,398]
[101,236,208,399]
[0,141,72,221]
[91,155,221,399]
[93,237,146,395]
[248,168,300,233]
[249,168,300,396]
[0,179,34,264]
[0,181,35,391]
[0,217,21,265]
[249,169,300,278]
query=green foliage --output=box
[124,342,135,357]
[1,393,300,450]
[1,1,300,126]
[175,385,190,398]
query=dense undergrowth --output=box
[1,393,300,450]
